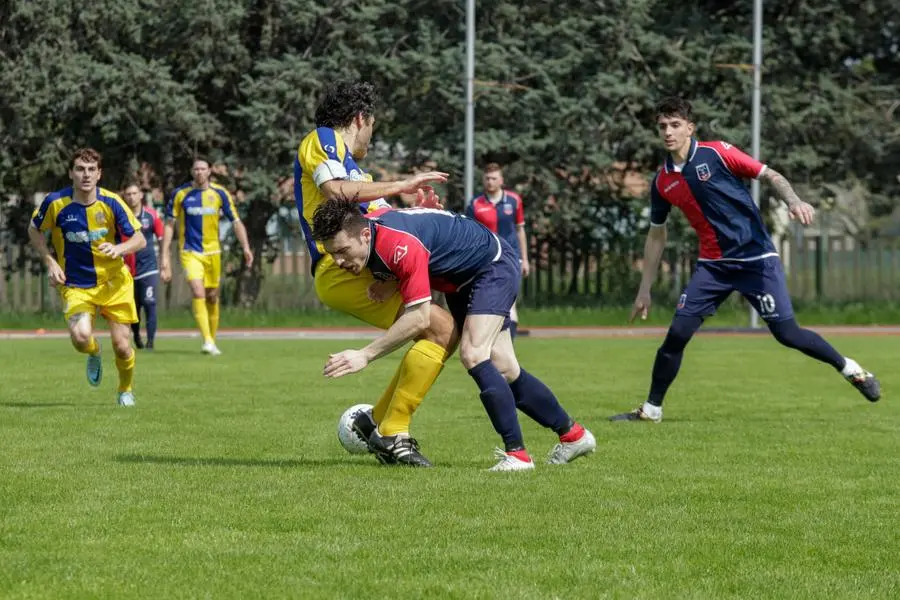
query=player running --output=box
[123,184,163,350]
[160,157,254,356]
[295,80,457,467]
[610,97,881,423]
[313,198,596,472]
[467,163,530,339]
[28,148,146,406]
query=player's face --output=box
[483,171,503,193]
[124,186,143,212]
[657,115,695,153]
[191,160,211,187]
[325,227,371,276]
[69,159,101,193]
[352,114,375,160]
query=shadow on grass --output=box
[114,453,377,469]
[0,402,79,408]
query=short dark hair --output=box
[314,80,378,129]
[70,148,102,169]
[192,155,211,168]
[484,162,503,174]
[655,96,694,122]
[312,196,367,242]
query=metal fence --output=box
[3,228,899,314]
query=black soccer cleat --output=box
[367,431,433,468]
[846,370,881,402]
[351,410,397,465]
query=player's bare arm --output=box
[160,219,176,282]
[324,301,432,378]
[320,171,449,202]
[761,168,815,226]
[631,224,667,322]
[27,224,66,285]
[231,219,255,268]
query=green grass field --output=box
[1,336,898,599]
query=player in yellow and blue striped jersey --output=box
[160,157,254,355]
[28,148,147,407]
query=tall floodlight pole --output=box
[749,0,763,328]
[464,0,475,208]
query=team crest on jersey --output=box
[695,163,711,182]
[95,212,106,225]
[503,205,514,216]
[392,245,408,265]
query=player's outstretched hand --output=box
[367,280,398,303]
[97,242,122,259]
[399,172,449,194]
[324,350,370,378]
[415,186,444,209]
[788,201,815,226]
[629,291,652,323]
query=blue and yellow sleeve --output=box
[31,195,58,231]
[215,186,239,222]
[299,127,348,187]
[166,188,183,220]
[109,194,139,237]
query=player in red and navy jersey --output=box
[313,197,596,471]
[467,163,530,338]
[123,184,163,350]
[610,97,881,423]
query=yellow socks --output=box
[115,351,135,393]
[377,340,448,436]
[192,298,212,343]
[206,300,220,341]
[79,336,100,355]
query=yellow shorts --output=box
[314,254,403,330]
[181,252,221,288]
[60,271,138,324]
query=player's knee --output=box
[112,337,133,358]
[67,314,92,347]
[205,289,218,303]
[661,315,702,352]
[421,305,458,351]
[459,342,491,370]
[768,318,800,347]
[490,350,520,382]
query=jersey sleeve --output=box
[217,188,238,222]
[514,194,525,225]
[111,196,139,237]
[149,208,164,238]
[165,189,181,220]
[378,232,432,307]
[299,128,348,187]
[714,141,767,179]
[31,196,57,231]
[649,173,671,227]
[465,200,475,220]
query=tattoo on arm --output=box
[764,169,802,208]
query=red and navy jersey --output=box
[650,138,777,261]
[364,208,502,307]
[129,207,163,279]
[466,190,524,254]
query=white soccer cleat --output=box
[547,427,597,465]
[117,391,135,407]
[488,448,535,472]
[201,342,222,356]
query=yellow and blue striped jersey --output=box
[31,187,140,289]
[165,182,238,254]
[293,127,390,268]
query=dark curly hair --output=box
[312,196,367,242]
[314,80,378,129]
[655,96,694,123]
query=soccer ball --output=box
[337,403,374,455]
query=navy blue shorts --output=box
[445,239,521,332]
[676,256,794,323]
[134,273,160,309]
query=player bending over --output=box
[610,97,881,423]
[313,198,596,472]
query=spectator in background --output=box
[467,163,530,339]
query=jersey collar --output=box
[664,138,698,173]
